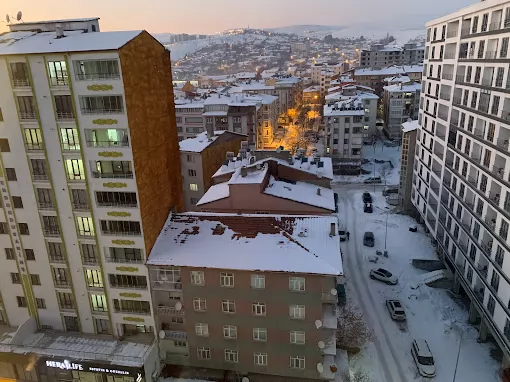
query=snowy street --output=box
[334,182,500,382]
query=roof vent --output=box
[55,24,64,39]
[240,166,248,177]
[316,188,321,196]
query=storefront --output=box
[37,358,144,382]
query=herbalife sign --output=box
[45,359,143,380]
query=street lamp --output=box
[374,205,389,251]
[452,325,463,382]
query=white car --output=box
[411,339,436,378]
[369,268,398,285]
[386,299,406,321]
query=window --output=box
[289,305,305,319]
[60,128,80,150]
[290,356,305,369]
[222,299,236,313]
[190,197,198,205]
[193,297,207,311]
[195,323,209,336]
[52,267,70,286]
[5,248,14,260]
[12,196,23,208]
[86,269,104,288]
[491,271,500,292]
[197,347,210,360]
[224,349,238,363]
[187,154,195,162]
[90,294,108,312]
[65,159,85,180]
[48,61,68,86]
[487,295,495,316]
[77,216,95,237]
[30,274,41,285]
[223,325,237,339]
[190,271,205,285]
[72,189,89,210]
[6,168,17,181]
[289,276,305,292]
[95,191,137,208]
[74,59,120,80]
[495,246,504,267]
[251,274,265,289]
[100,220,141,236]
[36,298,46,309]
[108,274,147,289]
[253,327,267,341]
[188,169,197,177]
[17,96,36,119]
[252,302,266,316]
[254,352,267,366]
[290,331,305,344]
[189,183,198,192]
[95,318,111,334]
[220,272,234,287]
[17,296,27,307]
[10,62,29,86]
[54,95,74,119]
[18,223,29,235]
[113,299,150,314]
[107,247,143,263]
[48,242,65,262]
[500,220,509,240]
[11,272,21,284]
[0,139,10,152]
[80,96,124,114]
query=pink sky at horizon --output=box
[1,0,474,35]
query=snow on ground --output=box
[333,141,402,185]
[335,187,500,382]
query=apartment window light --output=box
[48,61,69,86]
[251,274,265,289]
[189,183,198,192]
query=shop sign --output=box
[45,359,142,379]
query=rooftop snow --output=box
[402,119,419,133]
[197,182,230,205]
[354,66,407,77]
[264,176,335,211]
[384,75,411,83]
[0,30,142,55]
[383,82,421,93]
[202,111,228,116]
[179,132,216,153]
[227,165,269,185]
[147,213,343,276]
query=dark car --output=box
[364,203,373,213]
[362,192,372,204]
[363,231,375,247]
[334,193,339,213]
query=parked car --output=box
[386,299,406,321]
[338,225,347,242]
[384,140,399,147]
[411,339,436,378]
[362,192,372,203]
[369,268,397,284]
[363,231,375,247]
[364,203,373,213]
[364,176,382,184]
[382,187,399,196]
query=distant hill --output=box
[269,25,344,35]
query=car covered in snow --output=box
[362,192,372,203]
[364,176,382,184]
[386,299,406,321]
[411,339,436,378]
[369,268,397,285]
[363,231,375,247]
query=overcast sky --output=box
[1,0,475,34]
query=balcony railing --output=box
[25,142,44,151]
[87,140,129,148]
[444,52,456,59]
[81,108,123,115]
[82,257,99,266]
[439,93,451,101]
[114,308,151,315]
[162,330,187,340]
[151,281,183,291]
[56,112,75,120]
[44,229,60,237]
[13,78,30,87]
[155,305,185,316]
[446,30,458,38]
[104,256,144,264]
[109,283,148,290]
[92,171,133,179]
[54,280,71,288]
[38,201,55,210]
[75,73,121,81]
[101,230,141,237]
[442,73,454,80]
[485,51,497,59]
[59,304,75,311]
[49,256,66,264]
[20,112,36,120]
[96,202,137,208]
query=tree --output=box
[307,110,320,120]
[287,108,298,120]
[336,306,375,353]
[379,163,391,187]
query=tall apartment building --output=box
[323,86,379,157]
[179,131,247,211]
[0,18,182,380]
[382,82,421,139]
[147,156,343,382]
[413,0,510,369]
[399,120,418,214]
[359,43,425,68]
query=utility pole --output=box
[452,330,463,381]
[384,211,388,250]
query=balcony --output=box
[442,73,454,81]
[322,305,337,330]
[38,201,55,210]
[155,305,185,316]
[20,112,36,121]
[49,255,66,264]
[12,78,30,88]
[162,330,187,340]
[322,290,338,303]
[81,108,123,115]
[44,229,60,237]
[56,112,75,121]
[110,283,147,290]
[444,52,456,59]
[321,334,337,356]
[114,308,151,316]
[59,304,75,312]
[92,171,133,179]
[492,166,505,180]
[151,280,183,291]
[104,255,143,264]
[32,173,49,181]
[25,142,44,151]
[446,30,458,39]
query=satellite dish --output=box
[316,363,324,373]
[331,288,338,296]
[330,364,338,373]
[314,319,323,329]
[317,340,325,349]
[175,302,182,311]
[5,14,10,24]
[242,378,249,382]
[158,330,165,339]
[16,11,22,22]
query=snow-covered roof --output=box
[303,85,321,92]
[384,75,411,84]
[197,182,230,205]
[264,176,335,210]
[202,111,228,116]
[0,30,142,55]
[383,82,421,93]
[402,64,424,73]
[0,330,152,367]
[227,165,269,185]
[147,213,343,276]
[179,132,215,153]
[402,119,419,133]
[354,66,407,77]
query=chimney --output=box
[240,166,248,177]
[55,24,64,39]
[329,223,336,237]
[316,188,321,196]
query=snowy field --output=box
[335,187,500,382]
[334,141,402,186]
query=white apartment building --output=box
[0,17,182,348]
[323,86,379,160]
[383,82,421,139]
[311,62,349,85]
[413,0,510,367]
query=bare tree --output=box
[336,306,375,353]
[340,368,372,382]
[379,163,391,187]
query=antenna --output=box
[5,14,10,24]
[16,11,23,23]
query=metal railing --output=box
[109,283,148,290]
[104,256,144,264]
[25,142,44,151]
[38,201,55,210]
[155,305,185,316]
[492,166,505,179]
[75,73,121,81]
[44,229,60,237]
[96,202,137,208]
[73,203,89,211]
[82,258,99,266]
[101,230,141,237]
[81,108,124,115]
[50,78,69,87]
[13,78,30,87]
[114,308,151,315]
[20,112,36,120]
[151,281,183,291]
[322,291,337,303]
[92,171,133,179]
[86,140,129,148]
[56,112,75,120]
[49,256,65,263]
